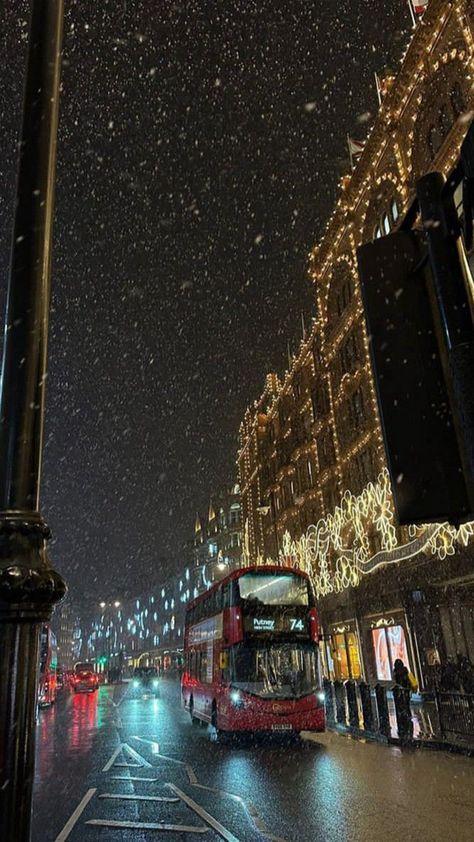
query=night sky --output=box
[1,1,408,601]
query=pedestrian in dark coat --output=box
[393,658,411,689]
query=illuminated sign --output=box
[253,618,275,631]
[189,614,223,645]
[245,614,308,635]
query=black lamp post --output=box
[0,3,66,841]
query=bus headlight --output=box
[230,689,245,708]
[317,691,325,704]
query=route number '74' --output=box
[290,618,304,631]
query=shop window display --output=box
[372,624,410,681]
[332,630,362,680]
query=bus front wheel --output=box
[210,702,222,742]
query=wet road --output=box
[33,678,474,842]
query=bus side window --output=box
[199,651,208,683]
[223,584,230,609]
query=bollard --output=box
[323,678,335,725]
[334,680,346,725]
[374,683,391,738]
[359,681,374,732]
[393,686,413,743]
[345,680,359,728]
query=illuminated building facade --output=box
[84,485,242,671]
[51,600,83,670]
[194,483,243,585]
[238,0,474,690]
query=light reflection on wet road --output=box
[32,679,474,842]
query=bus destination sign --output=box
[244,614,309,635]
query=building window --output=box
[372,624,410,681]
[354,446,376,487]
[318,430,336,471]
[331,631,362,681]
[391,199,399,223]
[312,380,330,418]
[382,213,390,235]
[350,386,366,426]
[374,225,382,240]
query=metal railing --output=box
[435,691,474,738]
[323,678,413,742]
[323,679,474,744]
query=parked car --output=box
[130,666,160,697]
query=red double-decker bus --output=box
[182,565,325,736]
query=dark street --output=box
[33,679,474,842]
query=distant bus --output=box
[38,625,58,707]
[182,565,325,736]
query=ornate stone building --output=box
[238,0,474,690]
[194,483,242,584]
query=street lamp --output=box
[0,3,66,841]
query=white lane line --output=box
[139,745,199,780]
[167,783,241,842]
[111,775,160,782]
[186,764,198,784]
[113,761,142,768]
[122,742,153,768]
[190,781,286,840]
[131,735,160,754]
[53,788,96,842]
[102,746,122,772]
[99,792,179,802]
[86,819,209,833]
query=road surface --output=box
[32,678,474,842]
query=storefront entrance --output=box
[326,623,362,681]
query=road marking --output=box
[186,764,198,784]
[99,793,179,802]
[131,735,160,754]
[190,781,287,841]
[167,783,241,842]
[122,742,153,768]
[53,788,96,842]
[113,762,142,768]
[102,746,122,772]
[110,775,160,782]
[86,819,209,832]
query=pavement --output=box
[33,678,474,842]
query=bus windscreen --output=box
[238,572,309,606]
[231,641,318,699]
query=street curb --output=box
[310,724,474,757]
